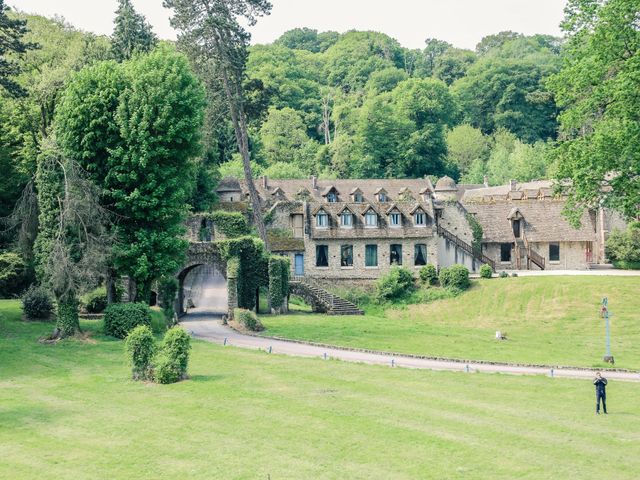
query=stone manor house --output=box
[208,175,624,285]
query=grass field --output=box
[1,299,640,479]
[260,276,640,370]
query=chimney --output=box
[261,176,268,189]
[311,175,317,190]
[510,179,517,192]
[483,175,489,187]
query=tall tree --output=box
[111,0,157,61]
[164,0,272,248]
[0,0,37,98]
[55,46,205,303]
[548,0,640,222]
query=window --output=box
[326,192,337,203]
[414,244,427,266]
[512,219,521,238]
[316,212,328,228]
[316,245,329,267]
[365,244,378,267]
[340,245,353,267]
[378,192,387,202]
[365,211,378,227]
[390,212,401,227]
[500,243,512,262]
[292,214,303,238]
[549,243,560,262]
[353,193,363,203]
[390,244,403,265]
[414,212,426,226]
[341,212,353,227]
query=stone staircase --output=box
[289,278,364,315]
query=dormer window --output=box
[390,212,401,227]
[414,211,426,226]
[316,211,329,228]
[354,192,363,203]
[326,192,337,203]
[365,210,378,227]
[340,212,353,228]
[378,192,387,202]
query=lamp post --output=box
[601,297,614,364]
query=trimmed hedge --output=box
[235,308,264,331]
[21,285,54,320]
[419,264,438,286]
[479,264,493,279]
[125,325,155,380]
[104,302,152,339]
[81,287,108,313]
[161,327,191,379]
[439,265,471,290]
[268,255,290,312]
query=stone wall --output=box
[484,241,590,270]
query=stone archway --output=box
[176,243,229,317]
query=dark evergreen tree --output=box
[111,0,157,61]
[0,0,38,97]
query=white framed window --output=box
[326,192,337,203]
[390,212,401,227]
[341,212,353,228]
[414,212,426,226]
[378,193,387,202]
[316,212,328,228]
[353,193,363,203]
[365,211,378,227]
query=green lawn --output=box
[1,299,640,479]
[261,276,640,370]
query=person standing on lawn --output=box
[594,372,608,414]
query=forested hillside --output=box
[219,29,562,184]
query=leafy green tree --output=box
[475,31,523,55]
[259,107,319,171]
[433,48,476,86]
[0,0,37,97]
[274,28,339,53]
[418,38,452,77]
[165,0,272,247]
[111,0,158,61]
[446,124,489,175]
[263,162,306,179]
[365,67,408,94]
[453,35,560,142]
[548,0,640,221]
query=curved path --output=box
[181,311,640,383]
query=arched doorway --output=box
[177,263,228,317]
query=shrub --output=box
[80,287,108,313]
[210,211,249,238]
[125,325,155,380]
[375,266,416,302]
[606,222,640,267]
[511,272,519,277]
[154,353,180,384]
[419,264,438,285]
[104,302,152,339]
[234,308,264,331]
[499,271,509,278]
[21,285,54,320]
[416,286,460,303]
[439,265,470,290]
[479,264,493,279]
[161,327,191,380]
[268,255,290,312]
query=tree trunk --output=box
[106,267,117,304]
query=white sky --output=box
[9,0,568,50]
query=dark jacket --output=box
[594,377,607,394]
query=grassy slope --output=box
[1,299,640,479]
[261,276,640,369]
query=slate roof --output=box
[224,177,436,204]
[464,200,597,243]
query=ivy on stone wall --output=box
[210,211,249,238]
[216,236,269,310]
[466,213,484,253]
[268,255,290,312]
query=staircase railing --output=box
[522,230,545,270]
[436,224,496,271]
